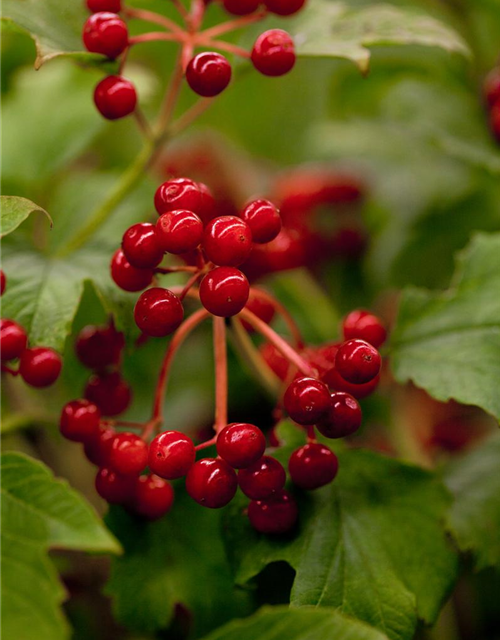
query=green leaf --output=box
[0,196,53,238]
[443,434,500,571]
[201,606,389,640]
[390,233,500,419]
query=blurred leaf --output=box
[0,196,52,237]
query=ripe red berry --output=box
[322,366,380,400]
[87,0,122,12]
[0,319,27,361]
[490,103,500,142]
[186,52,232,97]
[203,216,253,266]
[75,323,124,370]
[84,425,116,466]
[85,371,132,416]
[216,423,266,469]
[241,289,276,332]
[109,432,148,476]
[110,249,153,292]
[335,339,381,384]
[342,310,387,349]
[94,75,137,120]
[154,178,203,216]
[83,12,128,59]
[148,431,196,479]
[197,182,217,225]
[199,266,249,317]
[134,287,184,337]
[19,347,62,387]
[122,223,164,269]
[223,0,261,15]
[240,199,281,244]
[186,458,238,508]
[133,474,174,520]
[251,30,296,77]
[60,399,101,443]
[484,68,500,109]
[284,376,330,425]
[238,455,286,499]
[317,391,362,439]
[248,489,298,534]
[288,443,338,490]
[156,210,204,254]
[95,467,135,504]
[263,0,305,15]
[0,270,6,295]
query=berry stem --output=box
[156,52,186,134]
[171,0,191,24]
[250,287,304,348]
[129,32,185,45]
[213,316,228,434]
[124,7,184,34]
[154,265,199,274]
[195,436,217,451]
[201,10,267,38]
[1,364,19,376]
[170,97,214,135]
[189,0,206,31]
[306,424,317,443]
[133,107,154,139]
[195,37,251,58]
[179,270,202,300]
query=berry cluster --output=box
[483,66,500,143]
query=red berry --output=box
[60,399,101,443]
[317,391,362,439]
[110,249,153,292]
[248,489,298,534]
[85,371,132,416]
[154,178,203,217]
[216,423,266,469]
[251,30,296,77]
[133,474,174,520]
[259,341,291,381]
[0,270,6,295]
[484,68,500,109]
[19,347,62,387]
[148,431,196,479]
[223,0,261,15]
[241,289,276,331]
[109,432,148,476]
[95,467,135,504]
[94,75,137,120]
[322,366,380,400]
[238,455,286,499]
[75,323,124,370]
[203,216,253,266]
[186,458,237,508]
[288,443,338,490]
[263,0,305,15]
[156,210,204,254]
[240,199,281,244]
[335,339,381,384]
[342,310,387,349]
[134,287,184,337]
[197,182,217,225]
[87,0,122,12]
[84,425,116,466]
[186,52,232,97]
[122,223,164,269]
[284,376,330,425]
[83,12,128,59]
[490,103,500,142]
[199,266,249,317]
[0,319,27,361]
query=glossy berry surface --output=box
[248,489,298,534]
[317,391,362,439]
[0,270,5,295]
[84,425,116,467]
[109,432,148,476]
[87,0,122,12]
[148,431,196,479]
[0,319,27,361]
[263,0,306,15]
[156,210,204,254]
[75,324,124,370]
[241,290,276,331]
[284,376,330,425]
[322,366,380,400]
[60,399,101,443]
[484,68,500,108]
[238,455,286,499]
[95,467,135,504]
[19,347,62,387]
[203,216,253,266]
[288,443,338,490]
[94,75,137,120]
[83,12,128,59]
[223,0,261,15]
[186,52,232,97]
[197,182,217,224]
[111,249,153,292]
[134,287,184,337]
[154,178,203,216]
[122,222,164,268]
[240,199,281,244]
[342,310,387,349]
[185,458,238,508]
[216,423,266,469]
[84,371,132,416]
[251,29,296,77]
[199,266,249,317]
[335,339,381,384]
[134,474,174,520]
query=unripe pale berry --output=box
[251,30,296,77]
[94,75,137,120]
[199,266,250,317]
[83,12,128,59]
[186,458,238,508]
[148,431,196,479]
[19,347,62,387]
[216,423,266,469]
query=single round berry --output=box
[109,432,148,476]
[185,458,237,508]
[288,443,338,490]
[156,210,204,254]
[134,287,184,337]
[263,0,305,15]
[335,339,381,384]
[95,467,135,504]
[223,0,261,15]
[203,216,253,266]
[240,199,281,244]
[60,399,101,443]
[84,371,132,416]
[199,266,249,317]
[94,75,137,120]
[75,324,124,370]
[0,319,27,361]
[484,68,500,109]
[84,425,116,466]
[122,223,164,269]
[317,391,362,439]
[83,12,128,59]
[241,289,276,332]
[284,376,330,425]
[238,455,286,499]
[133,474,174,520]
[322,366,380,400]
[197,182,217,225]
[216,423,266,469]
[342,310,387,349]
[148,431,196,479]
[251,29,296,77]
[248,489,298,534]
[186,52,232,97]
[154,178,203,217]
[87,0,122,12]
[110,249,153,292]
[19,347,62,387]
[0,270,6,295]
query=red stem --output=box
[306,424,317,443]
[179,270,202,300]
[154,265,199,274]
[1,365,19,376]
[195,436,217,451]
[172,0,190,23]
[194,36,250,58]
[213,316,228,434]
[250,287,304,348]
[124,7,184,33]
[129,32,185,45]
[201,10,267,38]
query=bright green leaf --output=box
[0,196,52,238]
